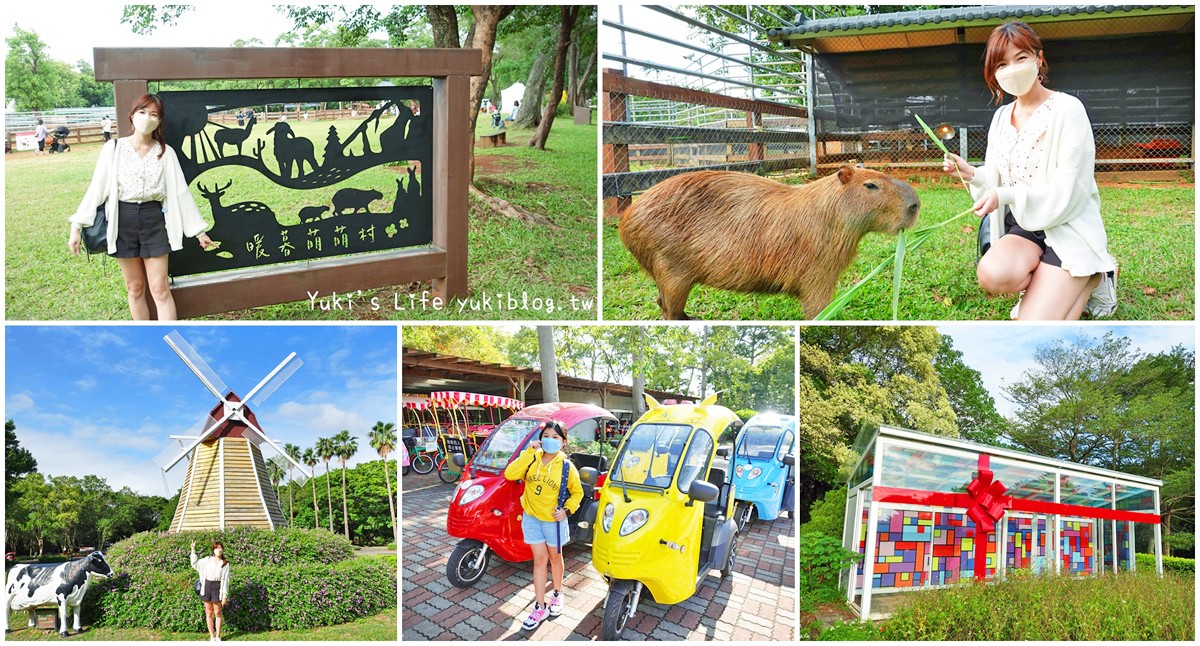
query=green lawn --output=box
[603,173,1194,320]
[5,113,596,320]
[5,606,396,641]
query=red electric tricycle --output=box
[444,401,617,588]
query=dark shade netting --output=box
[813,32,1194,130]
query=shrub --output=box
[800,488,847,539]
[1135,552,1194,574]
[82,528,392,633]
[881,570,1194,640]
[818,620,883,641]
[800,531,860,612]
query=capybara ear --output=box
[837,166,854,184]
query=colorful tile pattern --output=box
[1061,520,1094,575]
[872,510,932,589]
[1005,515,1047,571]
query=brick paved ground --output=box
[401,471,796,641]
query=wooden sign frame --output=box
[94,47,479,318]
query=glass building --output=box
[842,425,1163,619]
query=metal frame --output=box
[844,425,1164,620]
[93,47,477,318]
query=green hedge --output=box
[1135,552,1195,573]
[81,528,393,633]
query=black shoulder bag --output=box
[81,142,118,255]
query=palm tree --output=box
[283,443,302,527]
[302,447,320,529]
[266,456,286,505]
[369,421,398,544]
[316,436,337,532]
[333,430,358,541]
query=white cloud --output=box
[74,375,98,392]
[6,393,35,415]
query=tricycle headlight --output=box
[602,503,614,533]
[620,509,649,536]
[748,467,763,480]
[735,465,745,477]
[458,484,485,505]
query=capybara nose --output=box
[905,200,920,226]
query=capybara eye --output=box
[864,182,879,190]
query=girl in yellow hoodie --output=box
[503,419,582,630]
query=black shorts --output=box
[1001,207,1062,268]
[113,201,171,258]
[200,580,222,603]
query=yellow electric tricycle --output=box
[579,393,743,640]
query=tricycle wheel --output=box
[737,504,755,532]
[720,534,739,579]
[401,464,411,476]
[602,579,637,641]
[412,453,435,475]
[437,461,461,484]
[446,540,490,588]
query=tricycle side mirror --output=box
[579,466,599,486]
[783,454,795,466]
[687,479,719,504]
[608,438,621,449]
[716,445,731,458]
[450,452,466,469]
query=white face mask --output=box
[132,113,161,135]
[995,59,1039,97]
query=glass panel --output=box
[990,460,1056,502]
[872,509,932,590]
[1116,483,1156,512]
[879,444,975,492]
[736,424,784,461]
[1060,474,1113,508]
[1117,521,1133,571]
[676,429,713,494]
[470,418,539,471]
[778,430,795,461]
[931,511,997,584]
[1060,519,1095,575]
[851,441,875,487]
[1006,515,1049,571]
[611,423,691,489]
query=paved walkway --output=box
[401,470,795,641]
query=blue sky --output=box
[941,324,1195,416]
[6,326,397,496]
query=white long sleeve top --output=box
[190,551,230,602]
[968,92,1117,277]
[69,138,209,255]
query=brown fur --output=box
[618,166,920,319]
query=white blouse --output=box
[190,552,230,601]
[116,138,167,203]
[994,92,1058,191]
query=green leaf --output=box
[892,228,906,320]
[914,114,950,155]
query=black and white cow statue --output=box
[3,551,114,636]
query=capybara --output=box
[332,188,383,215]
[299,205,329,223]
[618,166,920,319]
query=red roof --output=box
[203,392,263,441]
[509,402,616,427]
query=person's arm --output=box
[563,464,584,514]
[189,543,202,573]
[965,107,1005,201]
[503,447,538,482]
[997,99,1097,231]
[68,140,116,228]
[220,563,229,604]
[164,147,211,241]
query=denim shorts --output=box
[521,514,569,547]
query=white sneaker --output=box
[548,590,564,617]
[1010,292,1024,320]
[1085,268,1118,318]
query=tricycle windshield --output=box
[471,418,541,471]
[610,423,692,489]
[738,425,785,461]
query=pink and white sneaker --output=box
[548,590,564,617]
[522,603,549,630]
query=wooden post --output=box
[432,74,470,301]
[112,79,148,138]
[603,68,631,218]
[747,110,764,161]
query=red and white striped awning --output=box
[429,390,524,410]
[403,400,430,410]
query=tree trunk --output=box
[538,326,560,404]
[530,6,580,150]
[382,452,398,544]
[340,462,350,541]
[574,53,596,108]
[311,473,320,530]
[287,471,294,527]
[464,6,515,184]
[567,41,578,109]
[426,6,460,48]
[324,462,335,532]
[514,52,550,129]
[632,328,646,417]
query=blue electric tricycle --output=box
[731,413,795,529]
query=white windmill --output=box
[154,330,309,532]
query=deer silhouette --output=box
[197,179,276,221]
[265,121,318,179]
[214,112,256,158]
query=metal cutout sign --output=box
[160,86,433,277]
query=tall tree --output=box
[933,335,1007,445]
[333,430,359,540]
[6,419,37,488]
[5,25,71,111]
[316,437,337,532]
[283,443,302,526]
[529,6,581,149]
[302,447,321,530]
[368,421,398,543]
[538,326,560,403]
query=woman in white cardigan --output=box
[68,93,213,320]
[944,21,1118,320]
[190,540,231,641]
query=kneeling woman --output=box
[68,93,212,320]
[503,420,583,631]
[190,541,230,641]
[943,21,1117,320]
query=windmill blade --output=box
[161,408,235,471]
[154,412,219,471]
[243,353,303,408]
[241,417,308,472]
[164,330,229,401]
